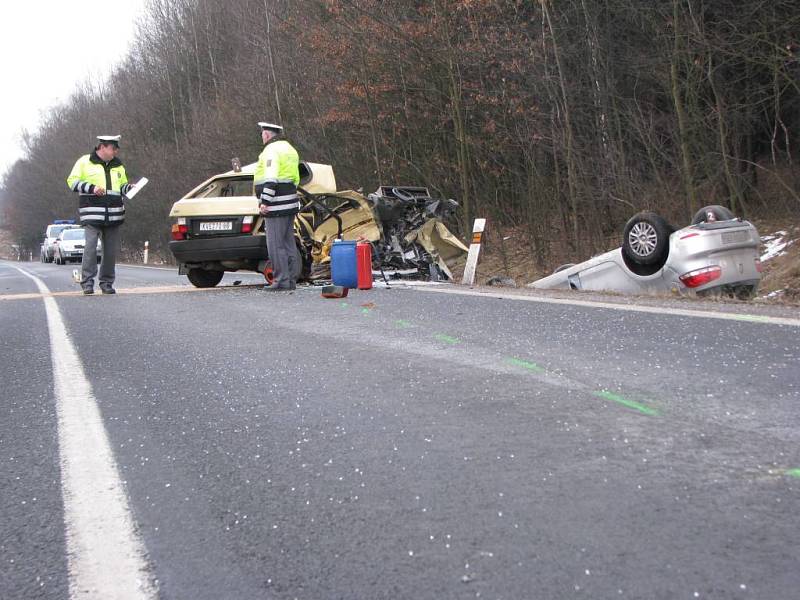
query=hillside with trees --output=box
[1,0,798,273]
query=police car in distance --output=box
[528,205,762,299]
[52,227,102,265]
[40,220,79,263]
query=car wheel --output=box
[622,212,672,266]
[691,205,735,224]
[186,268,224,288]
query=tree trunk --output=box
[670,0,695,218]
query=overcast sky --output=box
[0,1,148,177]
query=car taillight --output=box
[680,232,700,240]
[241,215,254,234]
[171,218,188,240]
[679,265,722,288]
[755,258,763,273]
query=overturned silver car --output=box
[529,205,762,299]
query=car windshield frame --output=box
[61,229,85,241]
[48,225,73,238]
[188,175,254,199]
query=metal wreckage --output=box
[305,185,469,282]
[168,161,469,287]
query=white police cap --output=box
[96,134,122,147]
[257,122,283,133]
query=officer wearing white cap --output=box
[254,121,301,291]
[66,134,134,294]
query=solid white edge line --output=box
[13,266,157,600]
[117,264,176,271]
[414,285,800,327]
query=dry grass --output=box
[753,220,800,304]
[448,224,546,286]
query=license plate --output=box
[721,230,748,244]
[199,221,233,232]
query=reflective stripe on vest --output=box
[78,194,126,227]
[260,179,299,218]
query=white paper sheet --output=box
[125,177,149,199]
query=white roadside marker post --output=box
[143,240,149,265]
[461,218,486,286]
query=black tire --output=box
[186,268,224,288]
[294,238,311,282]
[622,212,672,266]
[691,205,735,224]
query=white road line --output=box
[414,285,800,327]
[13,266,157,600]
[117,264,176,271]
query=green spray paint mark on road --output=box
[593,390,659,416]
[395,319,413,328]
[786,468,800,478]
[340,302,349,308]
[507,357,545,373]
[731,314,771,323]
[362,308,371,315]
[434,334,461,345]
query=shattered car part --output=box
[366,186,467,281]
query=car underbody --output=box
[529,206,762,299]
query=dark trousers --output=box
[81,224,120,290]
[265,215,299,288]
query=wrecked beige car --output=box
[168,162,468,287]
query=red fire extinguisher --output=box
[356,242,373,290]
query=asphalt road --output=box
[2,260,799,600]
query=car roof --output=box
[218,162,257,176]
[47,223,79,233]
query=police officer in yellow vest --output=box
[66,135,133,295]
[254,122,301,291]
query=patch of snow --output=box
[761,231,795,261]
